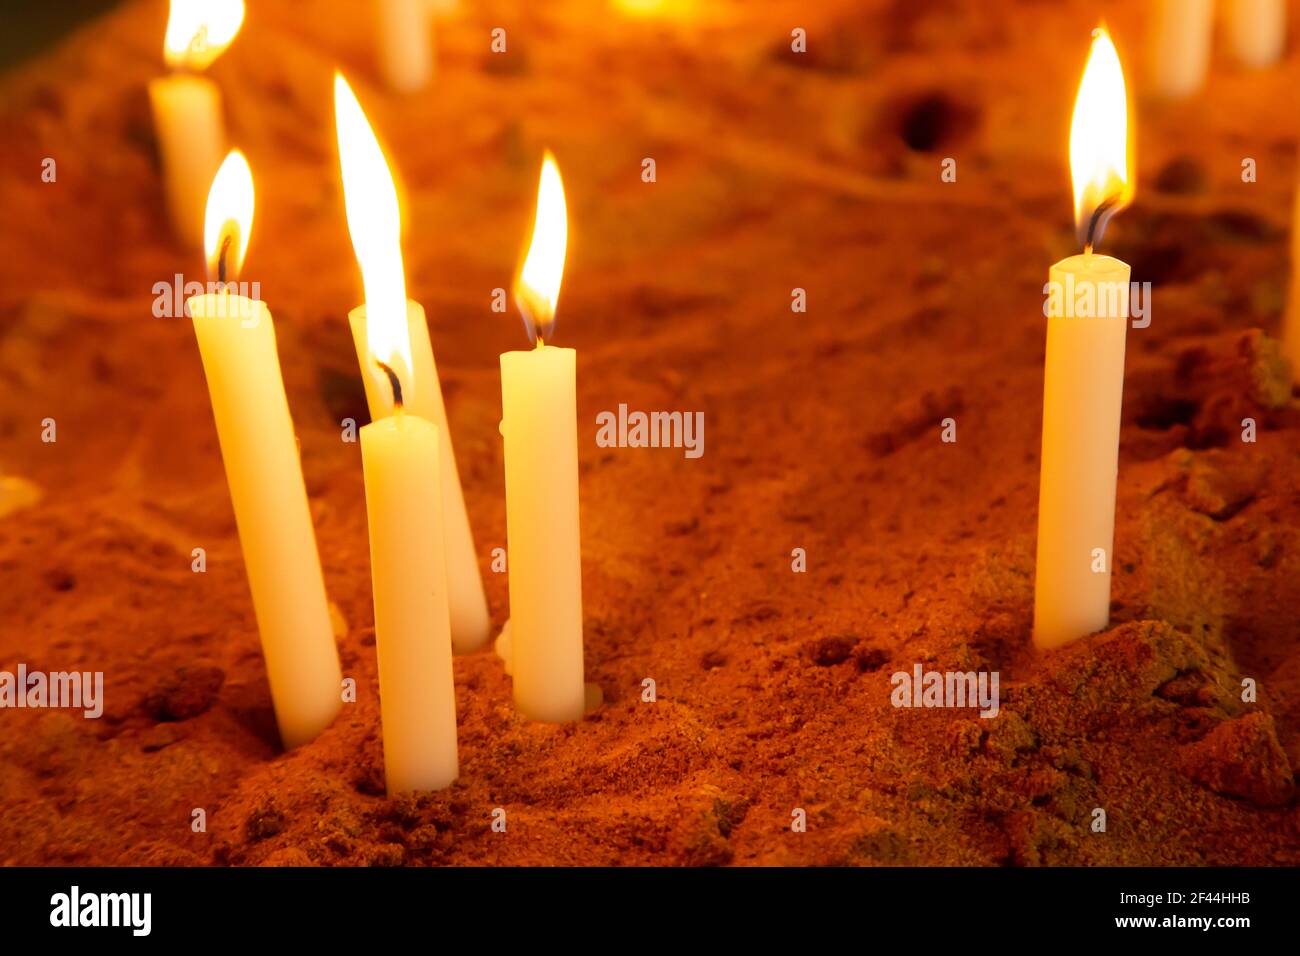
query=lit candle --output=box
[501,153,587,722]
[1228,0,1287,69]
[336,74,458,793]
[1033,29,1135,651]
[1150,0,1213,98]
[337,77,490,655]
[150,0,244,248]
[377,0,434,93]
[188,151,342,748]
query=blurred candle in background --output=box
[1227,0,1287,68]
[1150,0,1213,98]
[1034,30,1135,650]
[0,472,41,519]
[188,151,342,748]
[377,0,434,93]
[500,153,587,722]
[337,74,458,793]
[150,0,244,248]
[1283,183,1300,379]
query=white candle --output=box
[189,152,342,747]
[349,302,490,654]
[1228,0,1287,68]
[501,346,585,721]
[361,410,459,793]
[1150,0,1213,98]
[501,154,586,722]
[150,0,245,248]
[1035,255,1130,649]
[1034,30,1135,651]
[336,72,459,790]
[377,0,435,93]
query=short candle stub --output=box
[376,359,404,410]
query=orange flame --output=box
[514,152,568,344]
[334,73,412,397]
[1069,28,1134,250]
[203,150,254,282]
[163,0,245,71]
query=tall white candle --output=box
[361,409,458,792]
[1034,29,1135,651]
[1034,255,1130,649]
[189,152,341,747]
[1150,0,1213,98]
[1228,0,1287,68]
[150,0,245,248]
[377,0,435,93]
[349,302,490,654]
[336,71,459,790]
[501,346,585,721]
[501,153,587,721]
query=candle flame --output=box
[515,152,568,345]
[163,0,245,71]
[203,149,254,283]
[613,0,695,17]
[1069,27,1133,251]
[334,73,412,395]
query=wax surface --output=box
[349,301,490,654]
[500,346,585,722]
[1228,0,1286,69]
[377,0,434,93]
[361,413,459,793]
[189,293,342,748]
[1033,254,1130,650]
[1150,0,1213,99]
[149,75,224,249]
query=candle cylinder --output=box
[361,412,459,793]
[350,301,490,654]
[1228,0,1286,68]
[377,0,434,93]
[189,292,342,747]
[149,76,225,248]
[1033,255,1130,650]
[500,345,585,722]
[1284,184,1300,378]
[1150,0,1214,98]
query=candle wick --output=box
[377,360,404,410]
[217,233,232,285]
[535,334,545,349]
[1082,195,1117,255]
